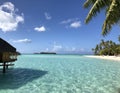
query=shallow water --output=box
[0,54,120,93]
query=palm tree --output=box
[84,0,120,36]
[94,44,99,55]
[118,35,120,43]
[100,39,105,49]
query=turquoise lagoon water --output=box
[0,55,120,93]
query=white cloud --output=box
[52,42,62,52]
[80,48,85,52]
[52,45,62,52]
[44,12,52,20]
[45,48,49,52]
[61,18,81,29]
[63,47,85,53]
[34,26,46,32]
[71,47,76,51]
[51,42,84,53]
[61,19,73,24]
[0,2,24,32]
[12,38,31,43]
[61,18,79,24]
[42,42,85,54]
[70,21,81,28]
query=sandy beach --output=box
[85,55,120,61]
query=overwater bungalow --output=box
[0,38,17,73]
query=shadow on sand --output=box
[0,68,48,89]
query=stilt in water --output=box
[3,62,6,73]
[6,63,8,69]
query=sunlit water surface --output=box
[0,55,120,93]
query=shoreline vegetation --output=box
[92,39,120,56]
[89,39,120,61]
[85,55,120,61]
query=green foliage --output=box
[118,35,120,43]
[115,45,120,55]
[84,0,120,36]
[92,39,120,55]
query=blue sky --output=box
[0,0,119,54]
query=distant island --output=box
[34,52,56,54]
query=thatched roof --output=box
[0,38,16,52]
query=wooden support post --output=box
[6,63,8,69]
[3,62,6,73]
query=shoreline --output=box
[85,55,120,61]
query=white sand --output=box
[85,55,120,61]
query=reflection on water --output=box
[0,68,48,89]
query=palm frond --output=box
[84,0,96,8]
[102,0,120,36]
[85,0,109,24]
